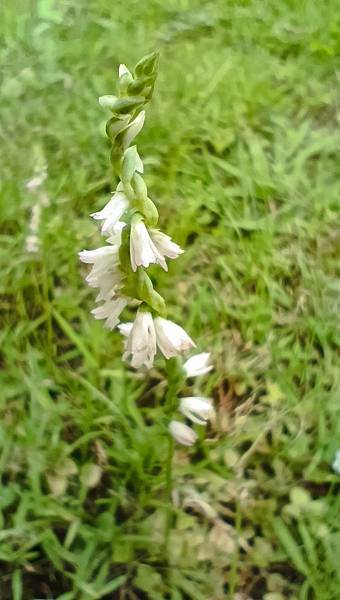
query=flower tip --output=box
[119,63,130,77]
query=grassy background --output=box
[1,0,340,598]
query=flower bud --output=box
[183,352,212,377]
[139,197,159,227]
[121,146,144,185]
[169,421,197,446]
[118,64,133,94]
[134,51,159,77]
[154,317,195,359]
[105,115,130,141]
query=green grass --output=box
[1,0,340,598]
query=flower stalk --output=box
[79,54,215,559]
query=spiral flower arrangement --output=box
[79,53,213,446]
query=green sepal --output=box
[134,51,159,77]
[137,269,166,316]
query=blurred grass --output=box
[0,0,340,598]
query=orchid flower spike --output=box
[79,53,194,370]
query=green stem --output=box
[165,432,174,553]
[163,358,182,561]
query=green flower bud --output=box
[132,172,148,202]
[130,174,158,225]
[140,197,159,227]
[121,146,143,185]
[134,51,159,77]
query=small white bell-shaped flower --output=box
[179,397,214,425]
[169,420,198,446]
[183,352,212,377]
[154,317,195,359]
[91,185,128,234]
[149,229,183,260]
[130,218,167,272]
[123,310,156,369]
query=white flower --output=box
[332,450,340,474]
[123,311,156,369]
[26,174,46,191]
[130,220,167,272]
[150,229,183,260]
[26,234,39,253]
[93,271,124,302]
[79,245,118,265]
[154,317,195,359]
[79,245,123,300]
[183,352,212,377]
[179,397,214,425]
[91,297,128,330]
[106,220,126,243]
[91,186,128,234]
[169,421,198,446]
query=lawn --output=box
[1,0,340,598]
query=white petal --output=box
[26,175,45,191]
[91,297,128,330]
[183,352,212,377]
[79,246,117,264]
[150,229,184,260]
[124,311,156,369]
[332,450,340,474]
[91,191,127,219]
[179,397,214,425]
[122,111,145,150]
[130,221,167,272]
[169,421,197,446]
[118,322,133,337]
[119,63,131,78]
[154,317,195,359]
